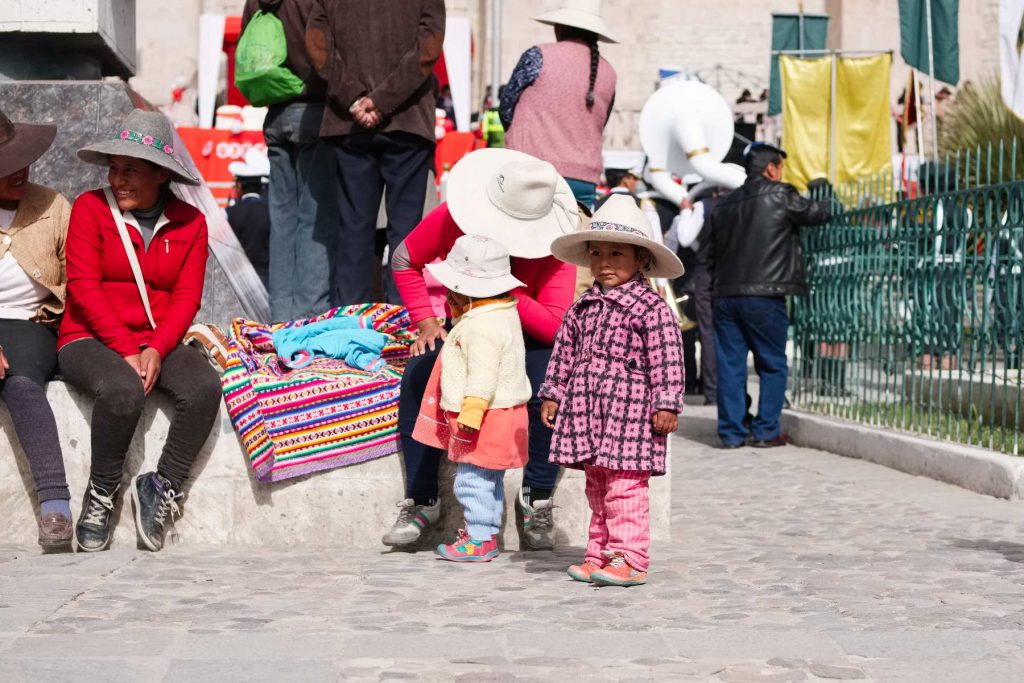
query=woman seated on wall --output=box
[0,109,75,552]
[58,110,222,553]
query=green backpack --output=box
[234,10,305,107]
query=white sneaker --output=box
[381,498,441,546]
[516,489,555,550]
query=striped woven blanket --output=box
[220,304,415,482]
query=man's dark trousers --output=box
[331,131,434,306]
[714,296,789,446]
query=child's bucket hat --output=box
[426,234,526,298]
[551,193,684,279]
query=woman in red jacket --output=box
[57,110,222,553]
[384,148,580,551]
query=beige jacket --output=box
[439,300,532,429]
[0,183,70,327]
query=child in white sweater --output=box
[412,235,532,562]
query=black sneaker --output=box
[76,481,118,552]
[130,472,181,552]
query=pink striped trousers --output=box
[583,465,652,572]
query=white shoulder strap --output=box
[103,187,156,330]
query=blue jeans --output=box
[714,296,789,445]
[263,102,337,321]
[566,177,597,211]
[398,342,559,500]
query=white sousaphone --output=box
[639,80,747,206]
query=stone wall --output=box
[0,383,671,550]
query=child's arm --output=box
[645,301,686,434]
[537,307,581,425]
[457,328,503,432]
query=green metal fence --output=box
[792,141,1024,455]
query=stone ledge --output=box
[0,383,671,549]
[782,410,1024,500]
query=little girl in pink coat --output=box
[539,194,685,587]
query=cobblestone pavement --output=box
[1,403,1023,681]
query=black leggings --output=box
[58,339,222,492]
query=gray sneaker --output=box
[381,498,441,547]
[76,481,118,552]
[516,489,555,550]
[130,472,182,552]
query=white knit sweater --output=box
[439,300,532,413]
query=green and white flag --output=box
[898,0,960,85]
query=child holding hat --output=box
[539,194,685,586]
[412,234,532,562]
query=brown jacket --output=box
[241,0,327,103]
[306,0,445,141]
[0,183,69,327]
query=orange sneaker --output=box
[566,559,602,583]
[590,551,647,587]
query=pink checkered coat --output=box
[539,274,684,475]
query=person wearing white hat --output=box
[226,148,271,289]
[384,148,581,551]
[501,0,618,210]
[539,194,685,587]
[409,235,531,562]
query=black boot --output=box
[76,481,118,552]
[131,472,182,551]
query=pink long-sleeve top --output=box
[392,202,576,346]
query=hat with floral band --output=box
[446,147,582,260]
[77,110,201,186]
[550,193,684,279]
[426,234,526,299]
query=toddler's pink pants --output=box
[583,465,652,571]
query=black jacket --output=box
[707,176,830,297]
[226,195,271,282]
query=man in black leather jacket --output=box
[706,143,830,448]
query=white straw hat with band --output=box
[426,234,526,298]
[532,0,619,43]
[77,109,201,186]
[550,193,684,279]
[446,148,582,260]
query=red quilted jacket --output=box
[57,189,209,359]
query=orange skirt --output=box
[411,358,529,471]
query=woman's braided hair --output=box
[559,26,600,109]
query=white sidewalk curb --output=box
[782,410,1024,501]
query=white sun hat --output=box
[228,147,271,178]
[426,234,527,298]
[446,148,581,260]
[533,0,619,43]
[551,193,684,279]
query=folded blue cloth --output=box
[272,316,388,371]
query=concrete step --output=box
[0,383,670,550]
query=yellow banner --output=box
[835,53,893,186]
[780,55,831,192]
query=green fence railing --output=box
[793,142,1024,455]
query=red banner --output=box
[176,127,266,207]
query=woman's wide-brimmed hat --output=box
[0,109,57,178]
[551,193,684,279]
[446,148,581,260]
[426,234,526,298]
[533,0,619,44]
[77,110,201,186]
